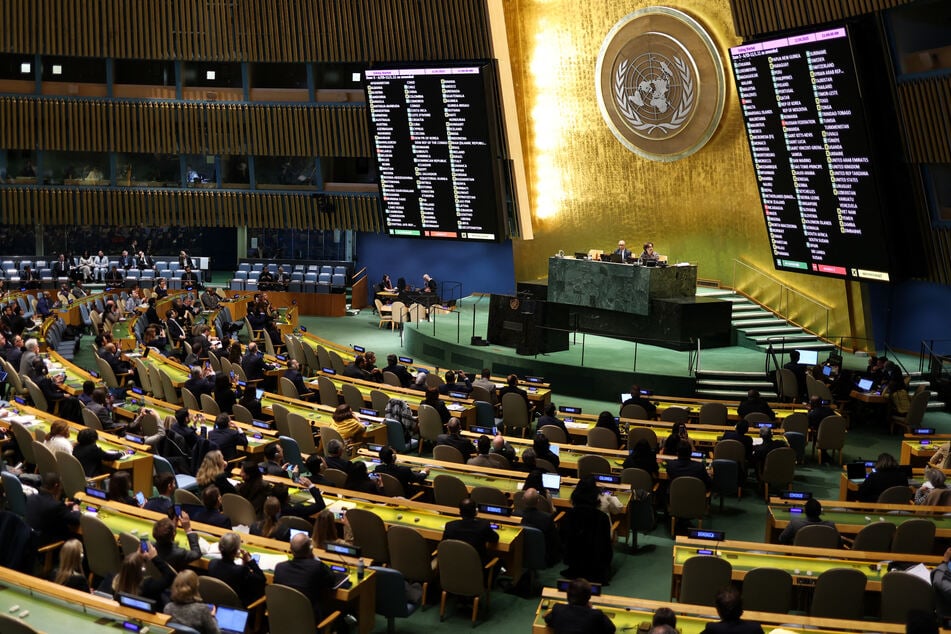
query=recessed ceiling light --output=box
[52,65,63,75]
[20,63,30,74]
[206,70,216,80]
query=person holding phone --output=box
[152,514,202,571]
[144,473,177,514]
[107,471,139,507]
[207,532,266,606]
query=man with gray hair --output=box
[325,437,354,475]
[19,338,38,377]
[273,533,335,621]
[208,531,266,605]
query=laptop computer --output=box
[541,472,561,496]
[846,462,868,482]
[215,605,250,634]
[856,377,874,392]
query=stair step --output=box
[730,303,764,312]
[927,401,946,410]
[733,319,789,329]
[742,325,806,336]
[697,379,775,388]
[757,342,834,351]
[695,370,771,378]
[749,333,821,344]
[697,388,778,399]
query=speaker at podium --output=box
[486,294,568,355]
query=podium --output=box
[486,294,569,355]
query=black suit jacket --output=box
[208,427,247,462]
[383,363,412,388]
[374,462,426,494]
[721,430,754,461]
[272,557,335,619]
[190,507,232,529]
[665,458,711,489]
[436,433,475,460]
[544,603,616,634]
[242,352,267,382]
[326,455,355,475]
[154,531,202,571]
[208,557,266,605]
[443,517,499,563]
[284,369,312,397]
[700,619,765,634]
[25,491,80,545]
[519,507,562,566]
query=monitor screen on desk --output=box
[794,349,819,365]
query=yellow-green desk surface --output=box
[114,395,277,454]
[308,372,476,424]
[672,536,944,598]
[766,497,951,542]
[74,496,377,634]
[259,392,388,445]
[531,587,905,634]
[0,404,154,494]
[354,451,632,510]
[0,567,173,633]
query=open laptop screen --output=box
[215,606,249,634]
[856,377,874,392]
[541,472,561,492]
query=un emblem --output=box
[596,7,725,162]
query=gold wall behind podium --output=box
[501,0,868,342]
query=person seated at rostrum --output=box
[374,445,427,495]
[152,515,202,571]
[621,384,657,419]
[777,498,839,545]
[467,435,494,467]
[665,441,711,489]
[439,369,472,395]
[857,452,909,502]
[751,427,786,477]
[700,585,764,634]
[543,577,615,634]
[720,419,754,462]
[207,532,266,606]
[442,498,499,566]
[435,417,475,461]
[737,389,775,421]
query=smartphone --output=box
[135,491,146,506]
[139,536,149,553]
[252,553,260,563]
[200,425,207,439]
[173,504,182,518]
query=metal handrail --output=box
[920,339,951,378]
[730,259,831,339]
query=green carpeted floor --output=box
[71,287,951,633]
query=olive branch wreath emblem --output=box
[613,55,693,136]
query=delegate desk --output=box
[458,431,631,474]
[900,433,948,464]
[837,465,939,500]
[257,473,527,580]
[672,536,944,600]
[74,496,377,634]
[113,395,278,455]
[651,395,813,423]
[0,567,174,633]
[532,586,904,634]
[0,404,154,495]
[309,371,476,426]
[766,497,951,547]
[46,350,104,394]
[302,332,554,407]
[354,449,633,514]
[258,391,388,446]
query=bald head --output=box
[492,434,505,451]
[289,533,313,559]
[523,488,540,509]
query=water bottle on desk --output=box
[356,557,365,581]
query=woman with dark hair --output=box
[237,461,272,518]
[662,422,692,456]
[73,428,124,477]
[559,476,613,583]
[423,387,451,423]
[537,403,568,439]
[344,460,383,496]
[108,548,176,610]
[522,468,549,499]
[622,439,659,481]
[108,471,139,506]
[250,496,289,541]
[213,372,236,414]
[238,386,263,419]
[594,411,622,447]
[858,452,909,502]
[532,433,560,469]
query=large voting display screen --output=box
[364,63,506,241]
[730,27,891,282]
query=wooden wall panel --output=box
[729,0,915,37]
[897,78,951,164]
[0,187,380,231]
[0,0,491,61]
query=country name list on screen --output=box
[365,65,502,241]
[730,28,890,282]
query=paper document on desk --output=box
[8,416,37,425]
[904,563,932,585]
[565,422,588,430]
[446,403,465,411]
[255,553,290,572]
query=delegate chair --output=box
[660,407,688,425]
[679,555,732,606]
[417,404,443,455]
[278,436,304,470]
[221,493,257,527]
[433,474,469,508]
[698,402,728,426]
[792,524,840,549]
[340,384,364,412]
[469,486,508,508]
[809,568,867,620]
[80,513,123,583]
[880,570,934,623]
[437,540,497,625]
[501,392,531,438]
[539,425,567,444]
[620,403,647,420]
[814,415,847,464]
[1,472,27,516]
[577,454,612,480]
[877,485,913,504]
[433,445,465,464]
[288,413,319,455]
[317,376,339,407]
[587,427,619,450]
[627,427,658,452]
[741,567,793,614]
[271,403,291,437]
[388,525,437,606]
[847,521,896,552]
[760,447,796,498]
[667,476,708,535]
[890,518,936,555]
[200,393,220,416]
[891,389,929,435]
[323,469,348,488]
[370,565,419,634]
[265,584,340,634]
[712,459,740,511]
[346,508,390,565]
